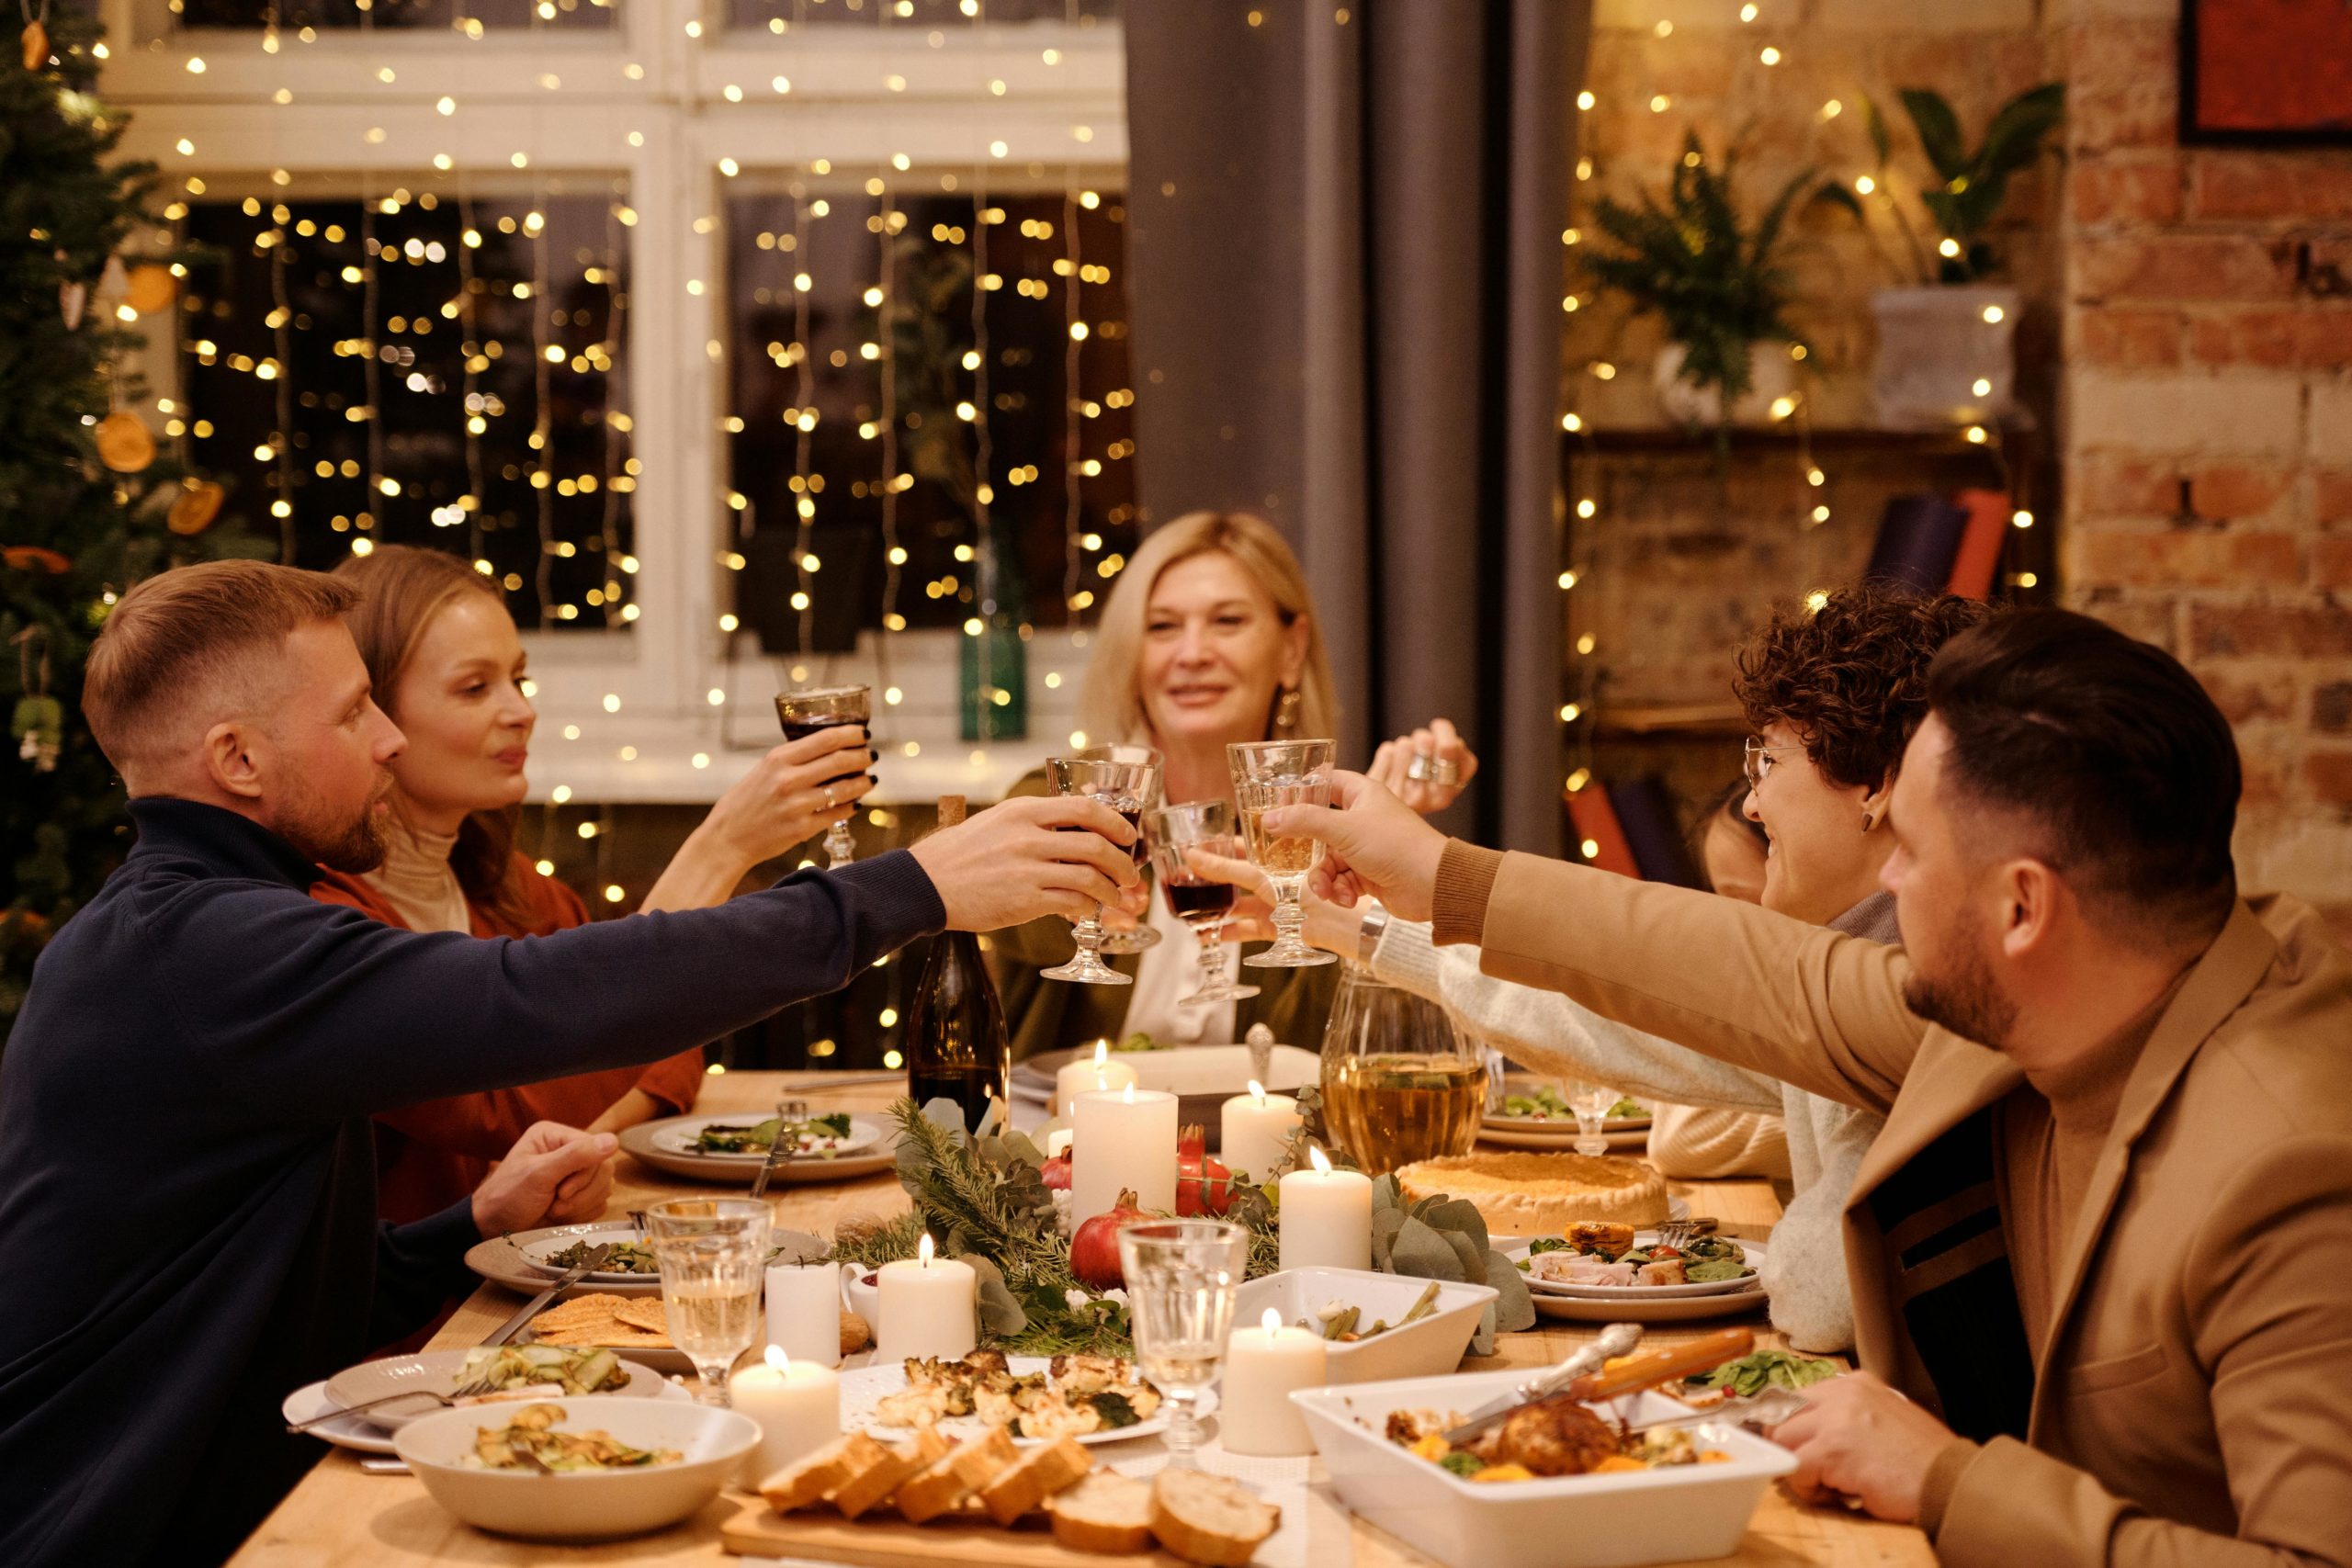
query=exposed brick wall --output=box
[2053,2,2352,931]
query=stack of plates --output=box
[1498,1232,1771,1324]
[1478,1110,1651,1153]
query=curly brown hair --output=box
[1733,586,1997,791]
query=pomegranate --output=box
[1174,1124,1234,1216]
[1069,1188,1149,1289]
[1040,1152,1073,1190]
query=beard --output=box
[1901,905,2018,1049]
[278,774,390,874]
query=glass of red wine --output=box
[1040,753,1159,987]
[1146,800,1262,1009]
[1074,743,1165,956]
[773,685,872,868]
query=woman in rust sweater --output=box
[314,545,876,1224]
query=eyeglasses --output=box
[1743,737,1804,790]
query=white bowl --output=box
[1290,1369,1796,1568]
[1230,1269,1497,1384]
[393,1396,759,1541]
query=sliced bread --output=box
[1148,1470,1279,1567]
[1047,1471,1156,1554]
[975,1435,1093,1526]
[894,1427,1019,1524]
[831,1427,952,1521]
[757,1431,888,1513]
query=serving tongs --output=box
[748,1097,808,1201]
[1441,1325,1755,1446]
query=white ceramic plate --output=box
[322,1348,669,1432]
[516,1225,663,1285]
[1506,1235,1770,1301]
[465,1223,830,1297]
[838,1355,1211,1447]
[286,1374,695,1458]
[619,1113,898,1185]
[648,1111,885,1163]
[1526,1282,1769,1324]
[1478,1124,1649,1153]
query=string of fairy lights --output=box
[1555,1,2036,846]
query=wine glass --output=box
[1227,739,1337,969]
[645,1198,771,1407]
[1146,799,1261,1009]
[1040,752,1160,987]
[1117,1219,1248,1471]
[773,685,872,868]
[1566,1077,1619,1157]
[1078,744,1165,956]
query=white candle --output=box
[1042,1125,1074,1158]
[1278,1146,1374,1272]
[765,1258,844,1369]
[733,1345,841,1487]
[1055,1040,1140,1115]
[874,1234,978,1362]
[1070,1084,1179,1228]
[1218,1307,1328,1457]
[1218,1079,1302,1182]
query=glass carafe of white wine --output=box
[1317,959,1485,1176]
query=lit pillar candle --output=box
[1070,1084,1179,1228]
[733,1345,841,1487]
[1218,1307,1328,1457]
[1055,1039,1140,1115]
[1277,1146,1373,1272]
[1218,1079,1301,1182]
[874,1234,978,1362]
[765,1258,844,1369]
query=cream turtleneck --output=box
[362,815,472,935]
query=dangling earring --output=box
[1273,685,1303,737]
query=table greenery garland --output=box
[829,1095,1534,1358]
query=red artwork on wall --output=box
[2183,0,2352,144]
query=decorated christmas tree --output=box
[2,8,260,1042]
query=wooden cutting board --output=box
[719,1498,1197,1567]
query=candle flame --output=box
[1122,1082,1136,1104]
[766,1345,791,1371]
[1261,1306,1282,1336]
[1248,1079,1267,1107]
[918,1233,935,1267]
[1092,1040,1110,1068]
[1308,1145,1332,1175]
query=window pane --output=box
[178,183,635,627]
[727,0,1117,31]
[724,183,1136,655]
[175,0,615,30]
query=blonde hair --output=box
[83,559,357,775]
[1079,512,1338,746]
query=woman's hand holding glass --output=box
[1180,846,1365,957]
[1146,800,1261,1008]
[696,725,876,870]
[1041,754,1162,986]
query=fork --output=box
[481,1242,616,1348]
[1653,1216,1719,1250]
[285,1370,503,1435]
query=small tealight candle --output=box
[875,1234,978,1362]
[765,1258,844,1369]
[1055,1039,1140,1115]
[1070,1083,1179,1228]
[1219,1307,1328,1456]
[731,1346,841,1487]
[1277,1145,1374,1272]
[1219,1079,1302,1182]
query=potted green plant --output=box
[1581,129,1815,431]
[1815,84,2064,428]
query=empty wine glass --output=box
[1077,743,1166,956]
[1227,739,1337,968]
[1117,1219,1248,1471]
[773,685,872,868]
[1146,799,1261,1009]
[645,1198,771,1407]
[1041,752,1160,987]
[1566,1078,1619,1157]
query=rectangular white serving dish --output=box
[1230,1268,1497,1384]
[1290,1369,1796,1568]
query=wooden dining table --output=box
[229,1070,1935,1567]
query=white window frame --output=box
[100,0,1126,804]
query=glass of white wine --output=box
[645,1198,771,1407]
[1117,1220,1248,1471]
[1227,738,1338,969]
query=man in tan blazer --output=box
[1261,609,2352,1566]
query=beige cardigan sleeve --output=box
[1645,1104,1792,1182]
[1437,843,1927,1118]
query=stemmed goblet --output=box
[1077,744,1165,956]
[1116,1219,1249,1471]
[773,685,871,868]
[644,1198,771,1407]
[1227,739,1338,968]
[1146,799,1261,1009]
[1567,1078,1620,1158]
[1040,752,1161,987]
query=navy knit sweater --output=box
[0,797,944,1566]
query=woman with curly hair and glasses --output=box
[1203,584,1991,1352]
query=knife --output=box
[748,1098,807,1201]
[1441,1322,1643,1446]
[481,1243,614,1348]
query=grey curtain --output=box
[1122,0,1588,853]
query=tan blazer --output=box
[1453,845,2352,1567]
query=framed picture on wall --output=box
[2181,0,2352,145]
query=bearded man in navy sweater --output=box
[0,561,1139,1567]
